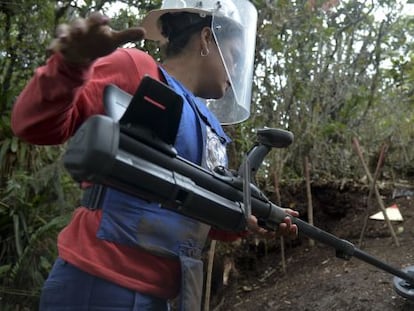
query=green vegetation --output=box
[1,0,414,309]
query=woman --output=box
[11,1,298,310]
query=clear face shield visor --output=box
[141,0,257,124]
[206,1,257,125]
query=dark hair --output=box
[160,12,212,57]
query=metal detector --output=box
[63,76,414,302]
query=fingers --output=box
[47,23,69,54]
[276,209,299,239]
[247,210,299,239]
[278,216,298,239]
[69,14,110,41]
[111,27,147,46]
[85,12,145,44]
[247,215,273,238]
[56,23,70,39]
[284,208,299,218]
[70,17,89,38]
[87,11,110,30]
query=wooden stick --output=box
[304,156,315,247]
[352,138,399,247]
[273,172,287,273]
[358,143,388,247]
[203,240,216,311]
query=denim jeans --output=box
[39,258,169,310]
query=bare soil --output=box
[211,181,414,311]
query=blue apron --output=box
[96,67,231,310]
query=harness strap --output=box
[81,184,106,210]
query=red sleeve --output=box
[11,48,158,145]
[208,227,248,242]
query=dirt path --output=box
[216,195,414,311]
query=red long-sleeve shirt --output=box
[12,48,243,299]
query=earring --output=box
[200,48,210,57]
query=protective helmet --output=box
[141,0,258,125]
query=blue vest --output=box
[97,67,231,254]
[95,68,231,310]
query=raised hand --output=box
[48,12,146,64]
